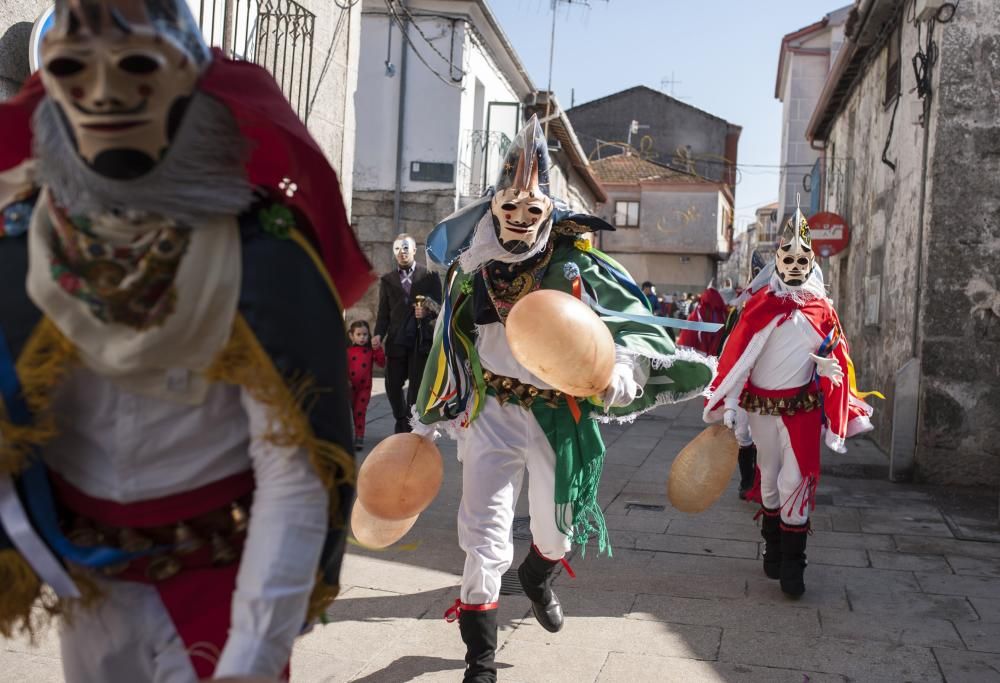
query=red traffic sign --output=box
[808,212,850,257]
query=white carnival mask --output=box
[40,0,207,180]
[775,210,815,287]
[490,119,553,254]
[393,236,416,268]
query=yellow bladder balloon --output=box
[356,433,443,521]
[667,425,740,513]
[350,498,418,549]
[505,289,615,397]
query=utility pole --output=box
[544,0,602,137]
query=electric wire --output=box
[393,0,466,81]
[383,0,465,90]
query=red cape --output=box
[676,287,729,355]
[706,286,873,445]
[0,50,374,308]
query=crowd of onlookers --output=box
[640,278,738,342]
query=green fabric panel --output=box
[543,242,715,419]
[528,399,610,555]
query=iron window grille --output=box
[194,0,316,122]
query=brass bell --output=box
[528,387,539,397]
[501,378,513,390]
[482,371,493,382]
[119,528,153,552]
[146,555,182,582]
[68,521,100,547]
[173,522,204,555]
[101,560,130,577]
[763,397,775,415]
[776,398,788,413]
[210,533,238,566]
[230,502,249,535]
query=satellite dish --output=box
[29,6,56,74]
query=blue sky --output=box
[488,0,844,228]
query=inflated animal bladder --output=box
[356,433,443,520]
[667,425,740,513]
[350,498,418,549]
[505,289,615,397]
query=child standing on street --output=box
[348,320,386,451]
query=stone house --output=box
[589,154,733,294]
[566,85,741,195]
[806,0,1000,486]
[775,4,851,223]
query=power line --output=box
[384,1,464,90]
[393,0,465,81]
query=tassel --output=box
[0,549,42,639]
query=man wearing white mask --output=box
[704,208,878,597]
[373,233,441,433]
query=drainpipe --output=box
[393,2,410,233]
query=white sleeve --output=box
[213,390,329,678]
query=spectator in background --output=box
[373,234,442,433]
[641,281,658,312]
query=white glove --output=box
[601,363,640,408]
[809,353,844,387]
[409,407,441,442]
[723,408,737,430]
[722,395,739,430]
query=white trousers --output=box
[60,579,199,683]
[747,413,808,525]
[457,397,572,605]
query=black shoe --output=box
[354,437,364,452]
[517,545,564,633]
[458,607,498,683]
[780,522,809,598]
[759,508,781,580]
[737,444,757,499]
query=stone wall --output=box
[824,1,1000,486]
[918,0,1000,485]
[346,189,456,326]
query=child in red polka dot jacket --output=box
[347,320,386,451]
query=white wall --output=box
[354,11,520,198]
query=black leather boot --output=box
[458,607,498,683]
[759,508,781,580]
[517,545,564,633]
[780,522,809,598]
[737,444,757,499]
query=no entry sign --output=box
[808,212,850,257]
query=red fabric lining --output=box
[50,470,255,528]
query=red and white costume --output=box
[704,271,874,524]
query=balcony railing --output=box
[193,0,316,122]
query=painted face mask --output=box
[775,209,815,287]
[490,115,554,254]
[39,0,210,180]
[393,236,416,268]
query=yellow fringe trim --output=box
[0,319,76,476]
[206,315,356,611]
[0,549,43,639]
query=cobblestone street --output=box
[8,381,997,682]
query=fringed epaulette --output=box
[553,219,592,236]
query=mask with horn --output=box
[775,208,815,287]
[489,114,554,255]
[39,0,210,180]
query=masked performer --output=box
[412,116,714,682]
[0,1,373,680]
[704,210,876,597]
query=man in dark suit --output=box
[373,233,443,433]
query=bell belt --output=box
[50,470,254,583]
[482,369,567,409]
[740,381,821,417]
